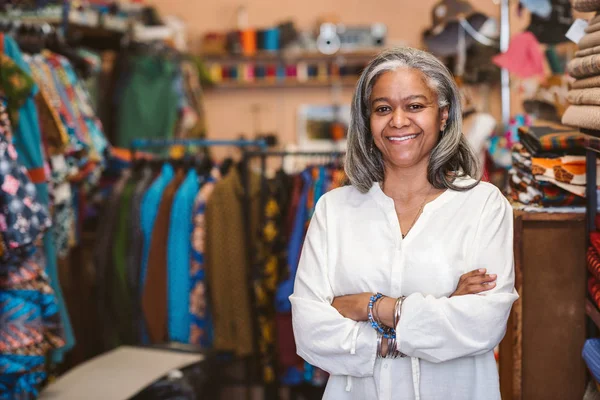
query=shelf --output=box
[200,48,383,63]
[207,77,359,90]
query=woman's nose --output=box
[389,109,410,128]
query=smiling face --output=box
[369,68,448,173]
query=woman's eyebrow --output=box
[371,94,430,105]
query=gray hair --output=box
[345,47,481,193]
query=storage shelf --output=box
[200,48,382,63]
[208,77,359,90]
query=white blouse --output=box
[290,178,518,400]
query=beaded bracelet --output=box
[368,293,396,339]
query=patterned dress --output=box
[0,98,65,399]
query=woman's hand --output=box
[331,293,373,321]
[451,268,497,297]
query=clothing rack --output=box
[241,149,345,400]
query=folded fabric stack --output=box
[508,122,596,208]
[564,11,600,134]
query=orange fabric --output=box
[27,167,46,184]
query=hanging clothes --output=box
[2,33,75,363]
[189,169,220,348]
[167,169,200,342]
[0,99,65,399]
[142,168,186,343]
[205,167,260,357]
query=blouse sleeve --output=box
[396,188,519,364]
[290,197,378,377]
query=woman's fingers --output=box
[466,274,497,293]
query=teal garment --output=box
[116,55,179,147]
[4,35,42,171]
[167,170,200,342]
[140,163,175,289]
[4,35,75,362]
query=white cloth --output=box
[290,177,518,400]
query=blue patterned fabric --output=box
[584,338,600,383]
[167,169,199,342]
[0,102,65,398]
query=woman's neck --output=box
[381,163,432,203]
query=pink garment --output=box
[493,32,545,78]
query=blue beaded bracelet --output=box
[368,293,396,339]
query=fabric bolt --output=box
[205,168,261,357]
[588,246,600,282]
[562,105,600,131]
[142,168,186,343]
[508,168,543,205]
[587,23,600,35]
[139,163,175,289]
[579,31,600,51]
[290,178,518,400]
[590,276,600,311]
[571,75,600,90]
[534,175,587,197]
[189,171,220,348]
[167,169,200,343]
[568,88,600,106]
[591,231,600,256]
[567,54,600,79]
[531,155,596,186]
[518,125,585,155]
[573,0,600,13]
[116,55,180,147]
[583,338,600,387]
[576,45,600,58]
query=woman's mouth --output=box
[387,133,420,143]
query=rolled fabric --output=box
[568,88,600,105]
[571,75,600,89]
[576,45,600,58]
[567,54,600,78]
[587,22,600,34]
[562,105,600,131]
[578,30,600,50]
[573,0,600,13]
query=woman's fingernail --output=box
[490,274,497,279]
[479,268,486,273]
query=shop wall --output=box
[149,0,530,148]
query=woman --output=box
[290,47,518,400]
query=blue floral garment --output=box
[0,99,65,399]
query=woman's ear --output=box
[440,106,450,130]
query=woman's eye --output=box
[375,106,390,113]
[408,104,424,111]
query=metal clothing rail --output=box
[130,138,268,150]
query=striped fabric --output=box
[588,246,600,282]
[583,338,600,386]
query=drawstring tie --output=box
[411,357,421,400]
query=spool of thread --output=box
[277,65,286,81]
[263,28,280,51]
[210,64,223,82]
[255,65,266,79]
[317,62,328,81]
[297,62,308,82]
[241,29,257,56]
[285,65,298,79]
[266,65,277,81]
[226,31,242,55]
